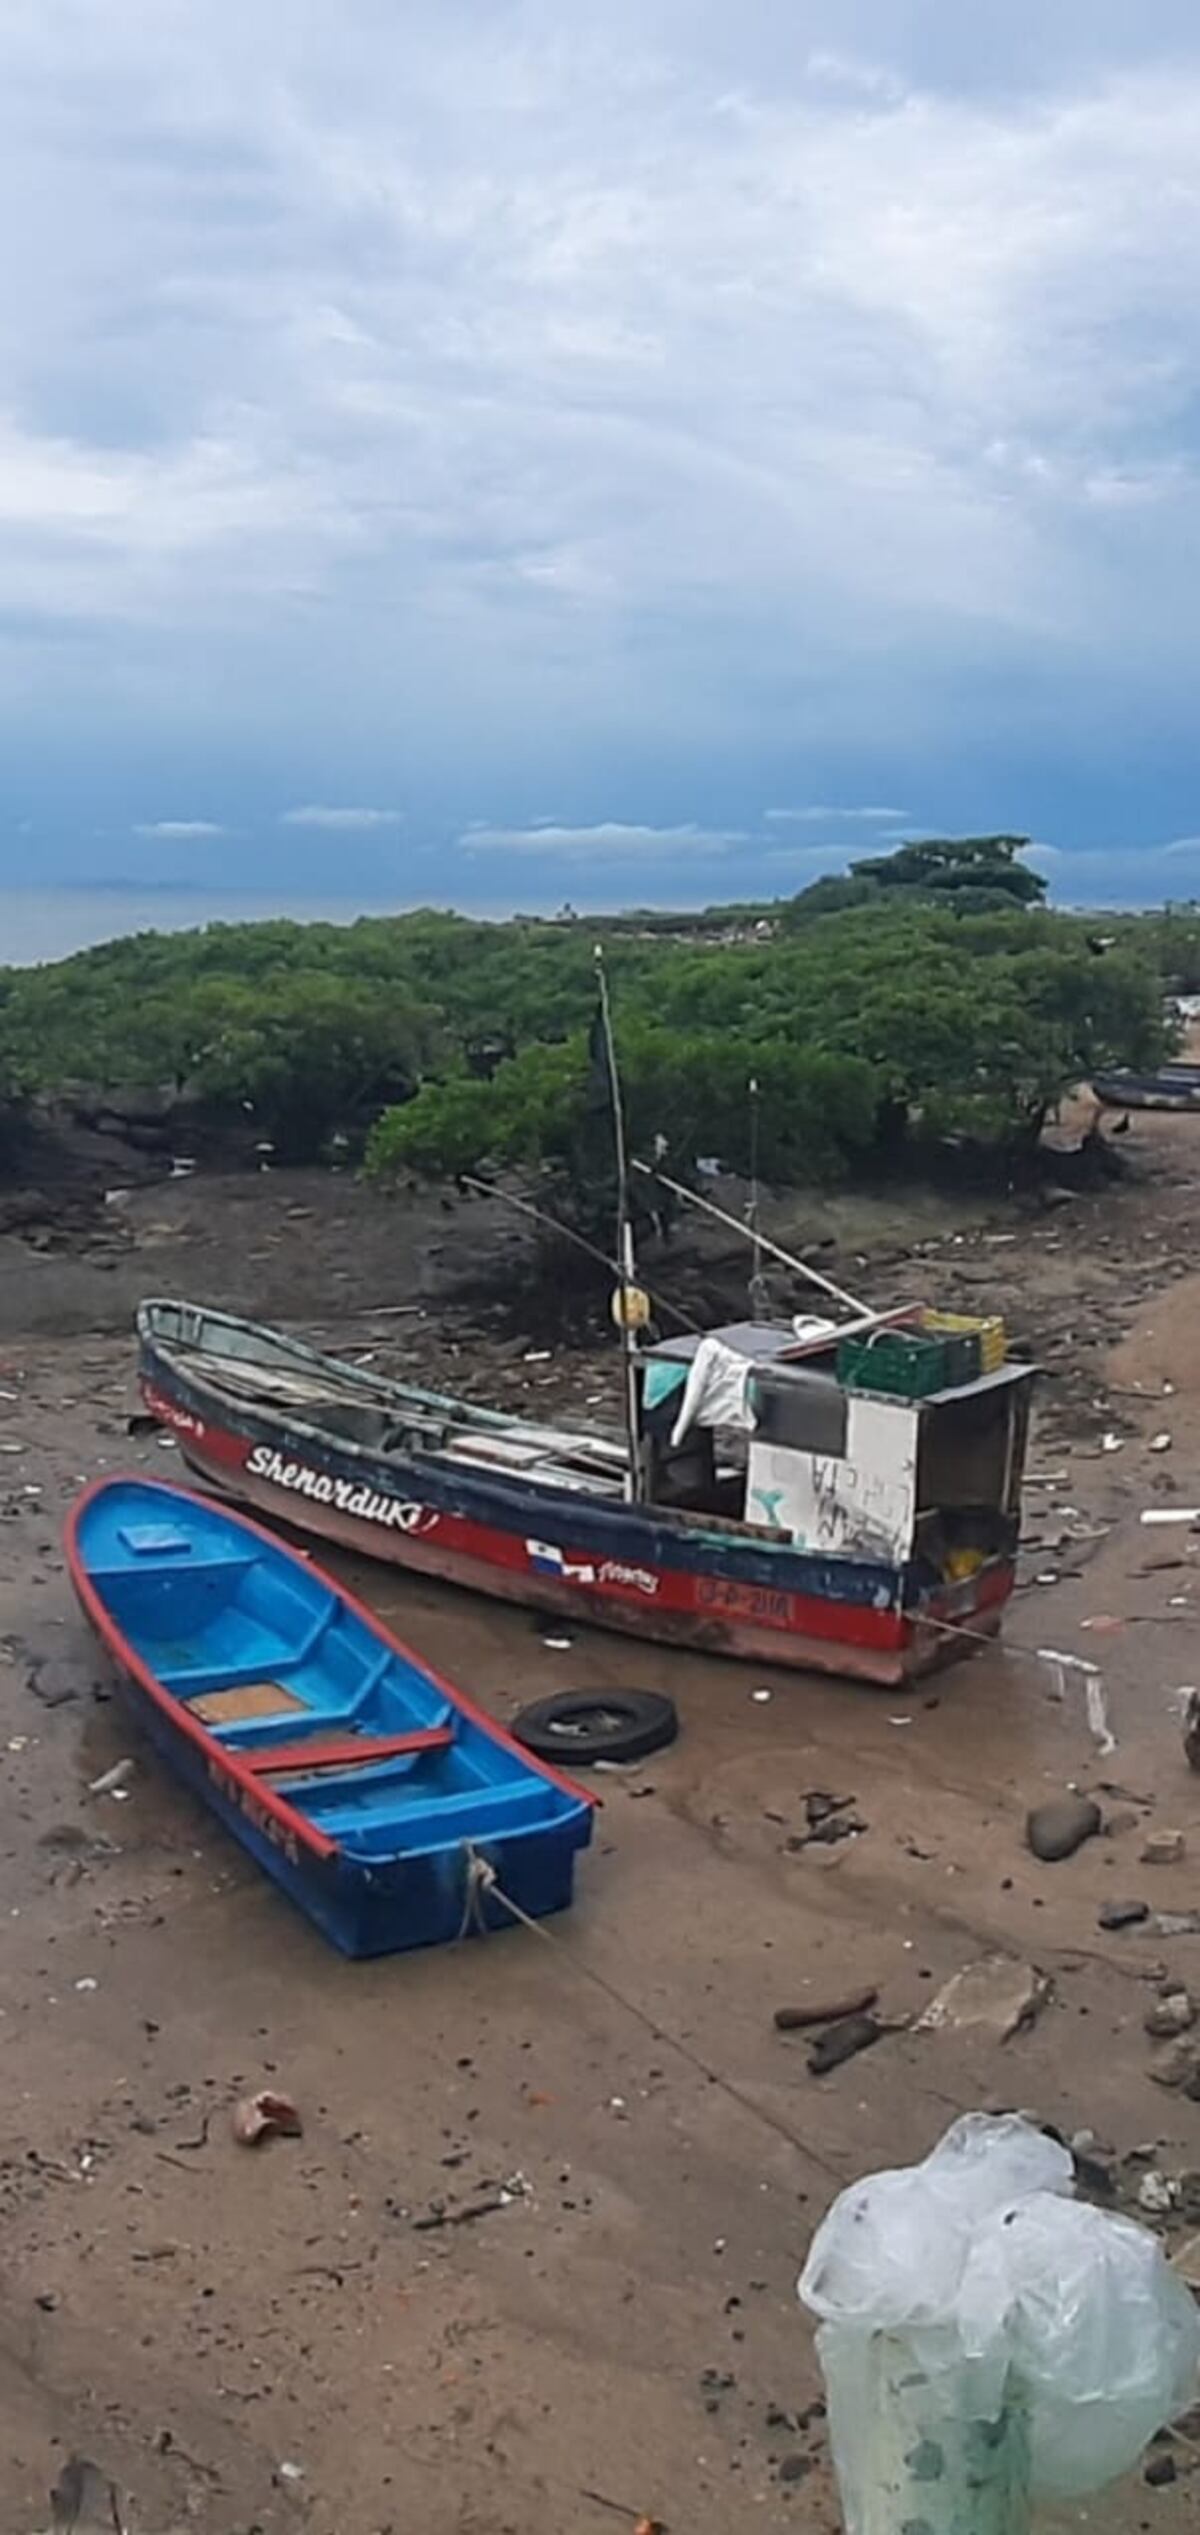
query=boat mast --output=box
[593,946,643,1504]
[747,1075,770,1323]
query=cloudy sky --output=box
[1,0,1199,915]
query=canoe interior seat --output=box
[190,1680,309,1726]
[247,1725,456,1777]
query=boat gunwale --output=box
[65,1474,597,1874]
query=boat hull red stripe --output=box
[159,1417,1014,1686]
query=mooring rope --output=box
[457,1842,847,2185]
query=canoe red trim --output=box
[244,1725,456,1776]
[64,1476,597,1863]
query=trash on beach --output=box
[1036,1647,1115,1753]
[1141,1508,1200,1526]
[916,1957,1051,2041]
[1101,1431,1124,1453]
[87,1758,134,1798]
[1149,1433,1174,1454]
[798,2111,1200,2528]
[231,2089,304,2147]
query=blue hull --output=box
[67,1478,594,1959]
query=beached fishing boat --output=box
[136,1296,1036,1685]
[66,1476,594,1956]
[1093,1066,1200,1113]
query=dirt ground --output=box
[2,1123,1200,2533]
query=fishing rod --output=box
[630,1157,870,1319]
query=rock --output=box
[1098,1897,1149,1929]
[1144,2452,1177,2488]
[777,2455,812,2485]
[1142,1829,1186,1867]
[1137,2170,1179,2215]
[1145,1991,1196,2039]
[1148,2037,1200,2093]
[807,2013,885,2076]
[1026,1796,1101,1862]
[1184,1688,1200,1772]
[916,1956,1051,2041]
[1072,2149,1118,2202]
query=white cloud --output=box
[1,5,1200,869]
[1161,836,1200,857]
[461,820,746,858]
[134,818,227,839]
[281,805,404,830]
[765,804,911,824]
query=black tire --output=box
[511,1688,678,1767]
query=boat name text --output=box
[245,1445,439,1535]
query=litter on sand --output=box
[231,2089,304,2147]
[1036,1648,1115,1753]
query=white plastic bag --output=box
[799,2114,1200,2524]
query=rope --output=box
[458,1844,847,2186]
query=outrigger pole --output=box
[631,1157,870,1319]
[593,948,644,1503]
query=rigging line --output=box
[463,1848,848,2190]
[459,1175,702,1334]
[631,1159,870,1319]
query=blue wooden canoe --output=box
[66,1477,595,1958]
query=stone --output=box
[916,1956,1051,2042]
[1142,1829,1186,1867]
[1097,1897,1149,1930]
[1144,2452,1177,2489]
[777,2455,812,2485]
[1148,2037,1200,2092]
[1137,2171,1178,2215]
[1026,1795,1102,1862]
[1144,1992,1196,2040]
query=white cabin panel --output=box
[747,1394,917,1562]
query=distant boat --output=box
[66,1476,594,1958]
[136,1297,1036,1686]
[1093,1067,1200,1113]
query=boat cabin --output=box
[637,1317,1033,1578]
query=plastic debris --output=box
[1036,1648,1114,1752]
[231,2089,303,2147]
[799,2112,1200,2530]
[1141,1508,1200,1526]
[87,1759,134,1798]
[1149,1433,1174,1454]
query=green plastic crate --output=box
[837,1329,954,1399]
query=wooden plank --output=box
[245,1725,455,1776]
[190,1680,308,1725]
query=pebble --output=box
[1144,2452,1177,2488]
[777,2456,811,2485]
[1026,1795,1101,1862]
[1144,1992,1195,2040]
[1142,1830,1186,1867]
[1098,1897,1149,1930]
[1137,2171,1178,2215]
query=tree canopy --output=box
[0,853,1171,1185]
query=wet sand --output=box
[1,1139,1199,2531]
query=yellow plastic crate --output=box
[921,1309,1006,1375]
